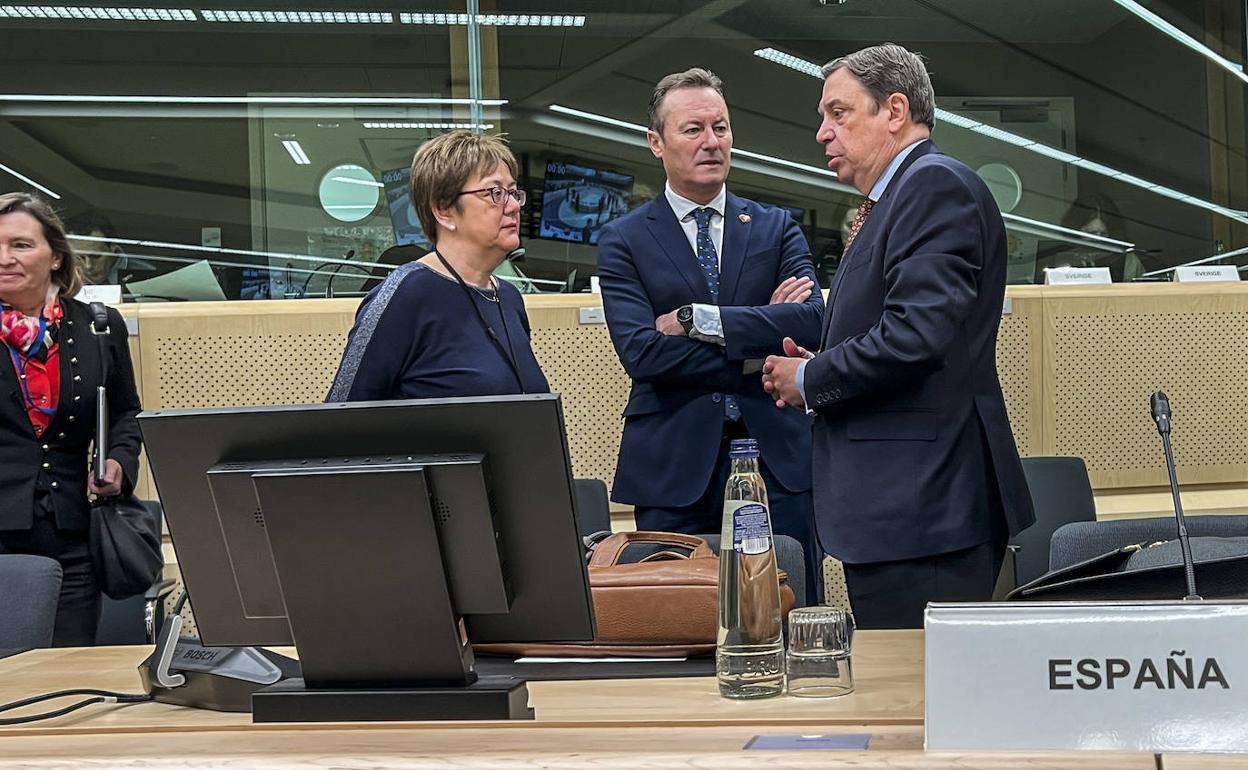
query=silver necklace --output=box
[469,277,499,303]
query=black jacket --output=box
[806,141,1035,563]
[0,299,141,531]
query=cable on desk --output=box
[0,688,152,725]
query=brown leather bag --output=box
[475,531,796,658]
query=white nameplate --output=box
[75,284,123,305]
[578,307,605,325]
[925,602,1248,752]
[1044,266,1112,285]
[1173,265,1240,282]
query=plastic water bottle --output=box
[716,438,784,699]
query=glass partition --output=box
[1,0,1244,299]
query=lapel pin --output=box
[738,213,751,224]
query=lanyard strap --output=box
[432,248,526,393]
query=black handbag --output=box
[1006,537,1248,601]
[89,494,163,599]
[86,302,163,599]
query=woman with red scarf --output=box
[0,193,141,646]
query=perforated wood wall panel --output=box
[526,300,630,487]
[996,292,1043,456]
[138,302,356,409]
[1043,287,1248,488]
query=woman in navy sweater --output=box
[328,131,548,401]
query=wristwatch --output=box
[676,304,695,335]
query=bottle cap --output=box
[728,438,759,459]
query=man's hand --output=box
[769,276,815,305]
[762,337,815,409]
[655,310,686,336]
[88,458,124,498]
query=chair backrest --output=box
[573,478,612,536]
[1050,515,1248,572]
[0,554,63,653]
[1011,456,1098,585]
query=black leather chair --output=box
[1007,456,1098,587]
[0,554,62,656]
[573,478,612,536]
[1050,515,1248,571]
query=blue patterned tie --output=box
[687,207,740,421]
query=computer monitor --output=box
[538,160,633,245]
[138,394,594,716]
[381,166,431,248]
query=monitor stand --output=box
[239,460,529,721]
[250,461,529,718]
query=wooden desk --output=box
[0,632,1157,769]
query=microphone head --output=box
[1150,390,1171,418]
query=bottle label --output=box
[727,501,772,555]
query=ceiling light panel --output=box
[0,5,195,20]
[363,122,494,129]
[201,9,392,23]
[399,12,585,26]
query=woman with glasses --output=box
[327,131,549,401]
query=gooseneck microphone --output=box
[1150,391,1202,600]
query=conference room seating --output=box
[573,478,613,536]
[0,554,62,656]
[1008,456,1098,587]
[1049,514,1248,571]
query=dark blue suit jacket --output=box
[804,141,1035,563]
[598,191,824,507]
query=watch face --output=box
[677,306,693,323]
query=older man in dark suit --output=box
[763,44,1035,628]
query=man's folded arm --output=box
[597,225,740,389]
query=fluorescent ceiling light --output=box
[754,47,823,78]
[399,12,585,26]
[0,5,195,21]
[0,161,60,199]
[201,10,392,23]
[0,94,507,106]
[330,175,383,187]
[752,47,1248,225]
[281,140,310,165]
[363,121,494,129]
[1112,0,1248,85]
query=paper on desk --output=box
[126,259,226,302]
[514,656,688,663]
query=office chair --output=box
[0,554,62,655]
[573,478,613,536]
[1008,456,1098,587]
[1050,515,1248,572]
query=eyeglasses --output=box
[457,186,527,207]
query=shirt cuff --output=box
[796,359,814,415]
[689,303,725,345]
